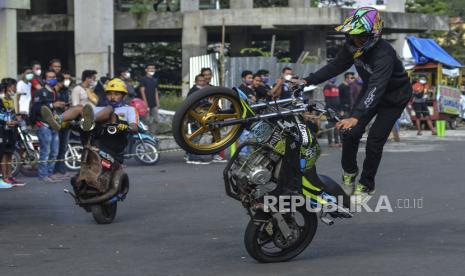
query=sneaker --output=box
[212,154,227,163]
[6,177,25,185]
[0,179,13,189]
[186,157,211,165]
[351,183,375,205]
[341,170,358,195]
[41,106,62,131]
[80,104,95,132]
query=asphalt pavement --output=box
[1,130,465,276]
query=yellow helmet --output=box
[105,78,128,94]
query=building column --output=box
[0,0,30,78]
[74,0,114,79]
[230,0,253,9]
[181,12,207,96]
[180,0,199,12]
[289,0,311,8]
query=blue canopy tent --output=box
[406,36,462,68]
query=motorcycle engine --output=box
[232,150,279,198]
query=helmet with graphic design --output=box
[336,7,383,58]
[336,7,383,36]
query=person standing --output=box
[30,70,65,182]
[271,67,294,99]
[0,79,24,186]
[53,73,72,178]
[30,61,43,98]
[323,78,342,147]
[139,64,159,134]
[71,70,98,107]
[339,72,355,114]
[303,7,412,203]
[411,76,437,136]
[237,70,256,103]
[188,74,206,96]
[16,66,34,117]
[116,66,136,99]
[185,74,210,165]
[49,58,62,75]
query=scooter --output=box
[66,123,130,224]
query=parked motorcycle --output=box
[66,123,130,224]
[64,121,159,171]
[11,125,40,177]
[173,84,353,262]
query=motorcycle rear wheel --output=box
[173,86,244,155]
[244,208,318,263]
[91,202,117,224]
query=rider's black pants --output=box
[341,103,406,190]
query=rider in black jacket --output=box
[304,7,412,204]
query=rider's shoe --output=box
[41,106,62,131]
[341,170,358,195]
[350,183,375,205]
[80,104,95,132]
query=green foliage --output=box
[122,42,182,85]
[315,0,355,7]
[240,48,272,57]
[406,0,465,65]
[405,0,449,15]
[254,0,289,8]
[129,0,155,13]
[159,91,184,111]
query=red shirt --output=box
[31,77,43,98]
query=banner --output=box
[437,85,461,115]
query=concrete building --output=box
[0,0,449,95]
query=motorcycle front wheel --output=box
[91,202,117,224]
[173,86,244,155]
[244,208,318,263]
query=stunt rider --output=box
[303,7,412,203]
[41,78,138,163]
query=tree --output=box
[406,0,465,64]
[312,0,355,7]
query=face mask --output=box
[148,71,155,76]
[25,73,34,81]
[284,75,293,81]
[0,93,5,99]
[262,76,269,84]
[89,80,97,88]
[107,100,124,108]
[419,79,427,85]
[244,79,252,85]
[46,79,58,87]
[34,69,42,76]
[64,79,71,87]
[123,72,131,79]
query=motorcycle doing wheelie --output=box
[64,121,159,171]
[66,122,130,224]
[173,84,354,263]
